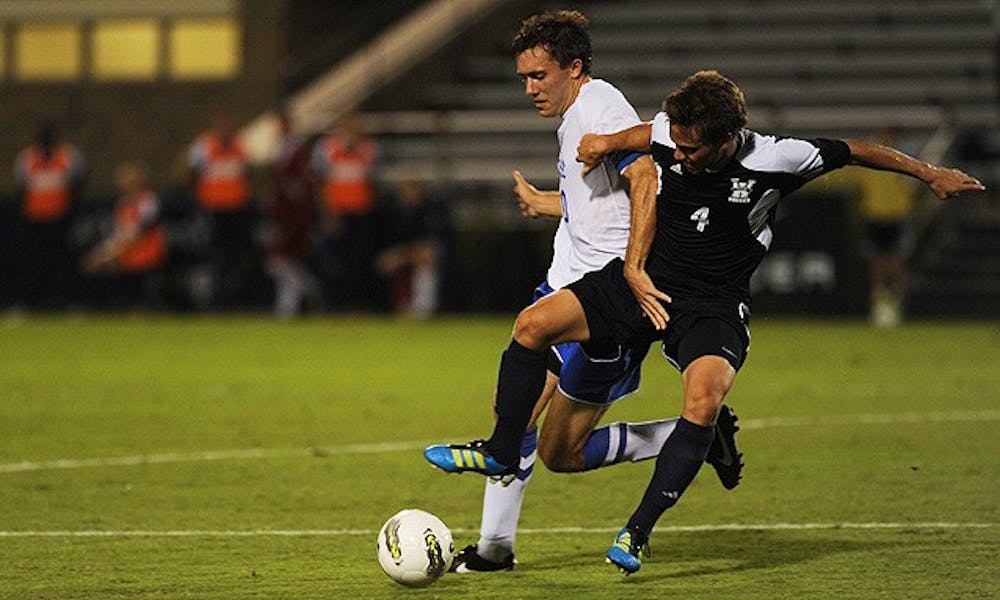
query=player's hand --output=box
[623,264,672,330]
[924,166,986,200]
[576,134,609,175]
[513,169,542,218]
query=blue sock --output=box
[582,419,678,471]
[517,426,537,481]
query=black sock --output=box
[627,417,715,536]
[485,339,548,467]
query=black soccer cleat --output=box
[449,544,516,573]
[706,404,744,490]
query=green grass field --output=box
[1,315,997,599]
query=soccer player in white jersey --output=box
[424,12,742,573]
[434,69,984,575]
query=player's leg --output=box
[607,315,747,574]
[537,340,679,472]
[454,371,557,573]
[484,289,591,468]
[607,356,736,574]
[536,389,609,472]
[424,287,589,476]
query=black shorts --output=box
[567,258,751,372]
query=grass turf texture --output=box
[1,315,997,599]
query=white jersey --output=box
[547,79,641,289]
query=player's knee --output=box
[536,435,581,473]
[537,445,578,473]
[512,306,556,349]
[683,385,725,425]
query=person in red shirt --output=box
[188,111,255,310]
[81,161,167,311]
[12,122,85,310]
[264,112,322,317]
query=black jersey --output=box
[642,112,851,304]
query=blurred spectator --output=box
[80,161,167,311]
[188,110,256,310]
[12,122,85,310]
[853,126,918,326]
[311,111,379,311]
[375,178,449,318]
[263,112,322,318]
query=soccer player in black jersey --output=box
[432,69,985,574]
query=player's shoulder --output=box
[736,130,829,175]
[579,79,628,102]
[574,79,640,131]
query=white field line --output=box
[2,409,998,475]
[0,522,994,538]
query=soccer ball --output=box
[376,509,454,587]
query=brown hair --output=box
[663,70,748,145]
[512,10,592,76]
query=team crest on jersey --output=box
[728,178,756,203]
[670,163,683,175]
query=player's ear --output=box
[568,58,584,79]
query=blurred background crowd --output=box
[0,0,997,322]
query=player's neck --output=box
[560,75,592,117]
[705,135,740,172]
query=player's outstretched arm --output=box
[844,138,986,200]
[577,123,654,175]
[513,169,562,218]
[621,155,671,329]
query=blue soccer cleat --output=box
[605,526,649,575]
[424,440,516,480]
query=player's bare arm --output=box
[513,169,562,218]
[620,155,671,329]
[844,138,986,200]
[577,123,654,175]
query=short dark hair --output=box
[663,70,748,146]
[512,10,592,76]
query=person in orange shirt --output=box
[311,111,380,311]
[81,161,167,311]
[12,122,85,310]
[188,111,255,310]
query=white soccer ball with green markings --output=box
[376,509,454,587]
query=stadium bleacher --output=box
[358,0,998,316]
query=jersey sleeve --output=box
[650,112,671,148]
[773,137,851,181]
[587,84,641,136]
[807,138,851,174]
[611,150,643,173]
[585,83,649,175]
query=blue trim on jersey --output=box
[615,151,644,173]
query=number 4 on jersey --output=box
[690,206,710,232]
